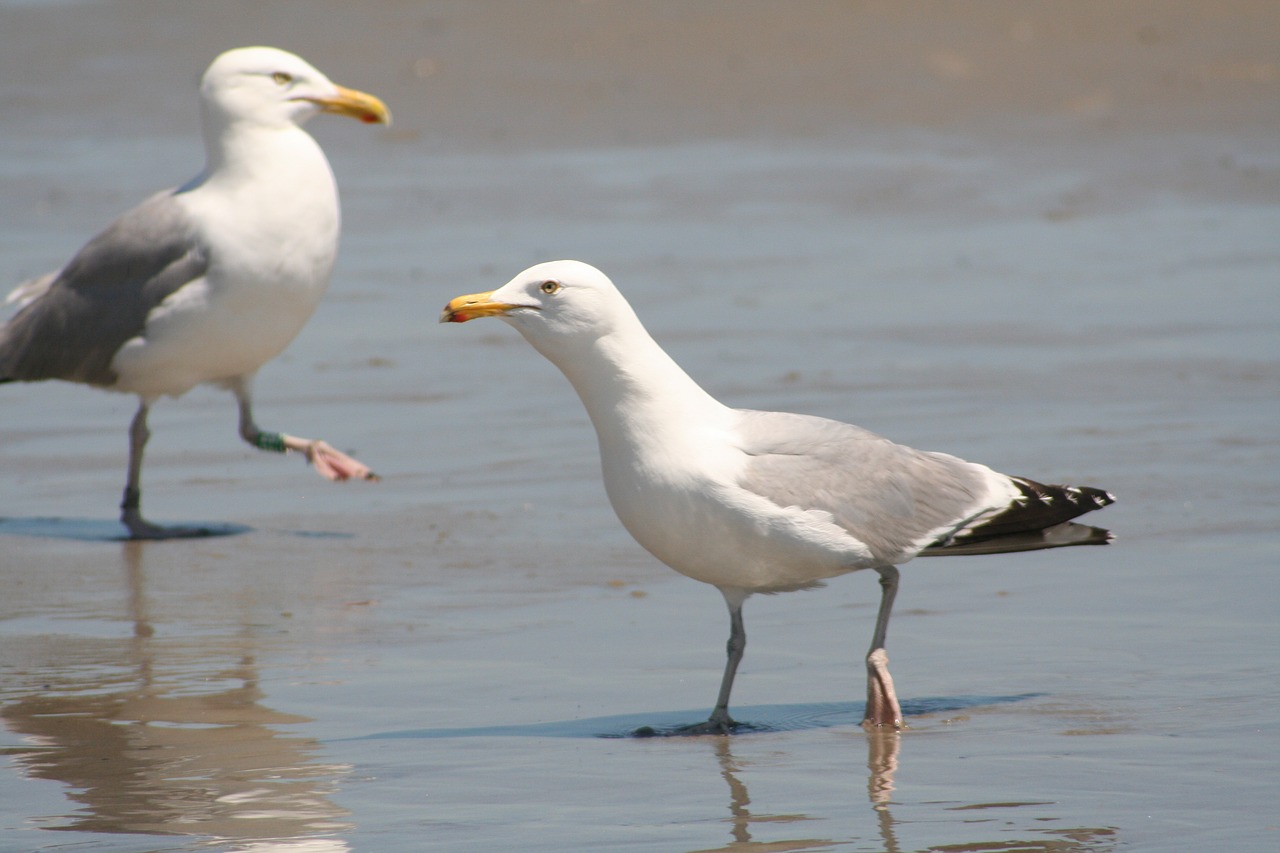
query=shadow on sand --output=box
[0,516,361,541]
[353,694,1044,741]
[0,516,250,541]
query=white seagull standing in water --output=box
[442,260,1115,733]
[1,46,390,539]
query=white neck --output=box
[194,119,332,191]
[523,310,729,454]
[177,118,340,269]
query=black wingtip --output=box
[922,521,1114,557]
[924,476,1115,557]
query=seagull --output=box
[442,260,1115,733]
[1,46,390,539]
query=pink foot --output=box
[862,648,905,729]
[281,436,379,482]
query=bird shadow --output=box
[350,694,1043,741]
[0,516,250,541]
[0,516,363,542]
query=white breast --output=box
[597,400,875,593]
[110,127,339,398]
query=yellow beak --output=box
[303,84,392,125]
[440,291,521,323]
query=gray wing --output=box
[0,190,209,387]
[733,408,1004,563]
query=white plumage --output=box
[443,260,1114,733]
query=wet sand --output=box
[2,2,1278,851]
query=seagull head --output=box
[440,260,636,343]
[199,46,391,131]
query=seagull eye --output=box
[539,280,562,294]
[272,71,293,86]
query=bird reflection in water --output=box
[694,730,1117,853]
[0,541,351,847]
[701,734,836,852]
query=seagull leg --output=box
[119,402,153,536]
[862,565,904,729]
[234,386,379,482]
[676,590,747,735]
[119,401,210,539]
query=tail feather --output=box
[924,477,1115,557]
[922,520,1113,556]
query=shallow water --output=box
[2,2,1278,851]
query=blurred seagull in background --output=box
[1,46,390,539]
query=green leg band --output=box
[254,431,287,453]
